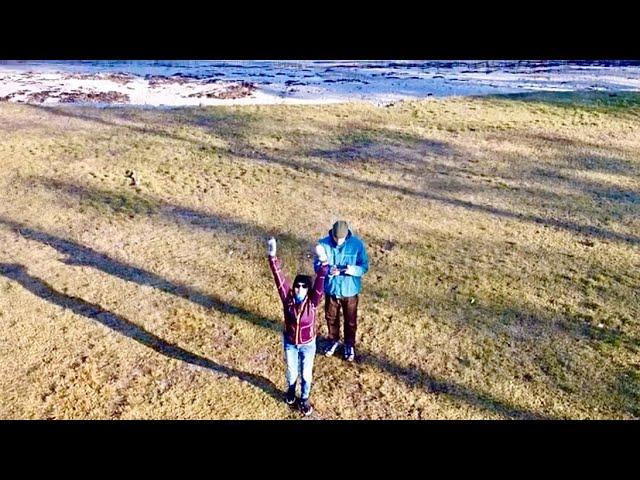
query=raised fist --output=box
[315,244,328,264]
[267,237,277,257]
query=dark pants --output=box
[325,294,359,347]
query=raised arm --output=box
[309,263,329,307]
[309,244,329,306]
[267,238,290,303]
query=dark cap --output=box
[293,274,313,289]
[332,220,349,239]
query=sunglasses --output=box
[294,283,309,289]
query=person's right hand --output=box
[267,237,277,257]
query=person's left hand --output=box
[329,266,340,276]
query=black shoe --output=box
[285,385,296,405]
[300,399,314,416]
[324,341,340,357]
[344,345,355,362]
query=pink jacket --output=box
[268,256,328,344]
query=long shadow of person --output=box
[0,263,284,405]
[313,335,551,420]
[0,218,553,419]
[0,216,279,333]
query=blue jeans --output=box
[283,337,316,400]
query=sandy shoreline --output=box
[0,70,282,107]
[2,61,640,107]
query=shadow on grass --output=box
[0,216,281,334]
[521,134,639,175]
[1,215,554,419]
[614,368,640,418]
[314,335,553,420]
[252,150,640,246]
[307,134,453,170]
[29,176,308,246]
[360,350,552,420]
[0,263,283,404]
[482,90,640,116]
[16,103,632,418]
[530,166,640,207]
[28,104,253,149]
[29,103,640,245]
[25,176,440,306]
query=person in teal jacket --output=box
[314,220,369,362]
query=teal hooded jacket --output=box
[314,228,369,298]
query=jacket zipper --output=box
[294,299,307,344]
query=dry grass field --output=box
[0,91,638,419]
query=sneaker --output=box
[285,385,296,405]
[324,341,340,357]
[344,345,355,362]
[300,399,314,416]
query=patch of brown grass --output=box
[1,92,638,419]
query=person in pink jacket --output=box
[267,237,329,416]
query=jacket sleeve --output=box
[309,263,329,307]
[268,256,290,304]
[345,242,369,277]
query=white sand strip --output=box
[1,61,640,107]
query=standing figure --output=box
[314,221,369,362]
[267,237,329,415]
